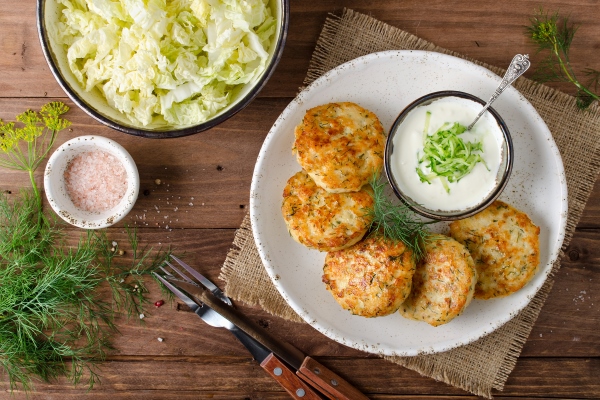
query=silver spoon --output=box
[467,54,531,130]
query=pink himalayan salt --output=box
[64,150,128,212]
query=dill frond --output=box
[526,9,600,109]
[96,227,172,320]
[365,175,431,260]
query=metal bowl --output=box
[384,90,513,221]
[37,0,289,138]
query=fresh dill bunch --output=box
[0,192,170,392]
[365,175,431,260]
[526,9,600,109]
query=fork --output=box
[156,258,327,399]
[159,257,248,332]
[156,255,369,400]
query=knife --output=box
[154,273,323,399]
[158,274,369,400]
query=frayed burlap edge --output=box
[220,8,600,399]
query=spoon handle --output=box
[467,54,531,130]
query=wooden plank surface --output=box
[3,358,599,398]
[1,0,600,398]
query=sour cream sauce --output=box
[390,97,502,212]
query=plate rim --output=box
[250,49,568,356]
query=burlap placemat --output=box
[220,9,600,398]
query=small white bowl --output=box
[44,135,139,229]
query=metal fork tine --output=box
[165,260,194,284]
[170,255,218,291]
[159,266,174,276]
[170,255,231,305]
[153,272,200,311]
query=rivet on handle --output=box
[313,367,321,374]
[330,379,338,386]
[273,367,282,376]
[296,388,306,397]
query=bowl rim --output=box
[44,135,140,229]
[384,90,514,221]
[36,0,290,139]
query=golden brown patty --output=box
[281,170,373,252]
[449,200,541,299]
[322,236,415,317]
[399,237,477,327]
[292,102,385,193]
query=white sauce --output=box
[390,97,502,212]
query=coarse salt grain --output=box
[64,150,128,212]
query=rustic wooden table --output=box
[2,1,599,398]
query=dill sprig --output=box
[365,175,431,260]
[0,103,171,392]
[526,9,600,109]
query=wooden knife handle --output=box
[298,357,369,400]
[260,353,323,399]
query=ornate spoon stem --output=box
[467,54,531,130]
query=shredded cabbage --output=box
[416,112,489,193]
[56,0,276,127]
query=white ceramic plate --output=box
[250,50,568,356]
